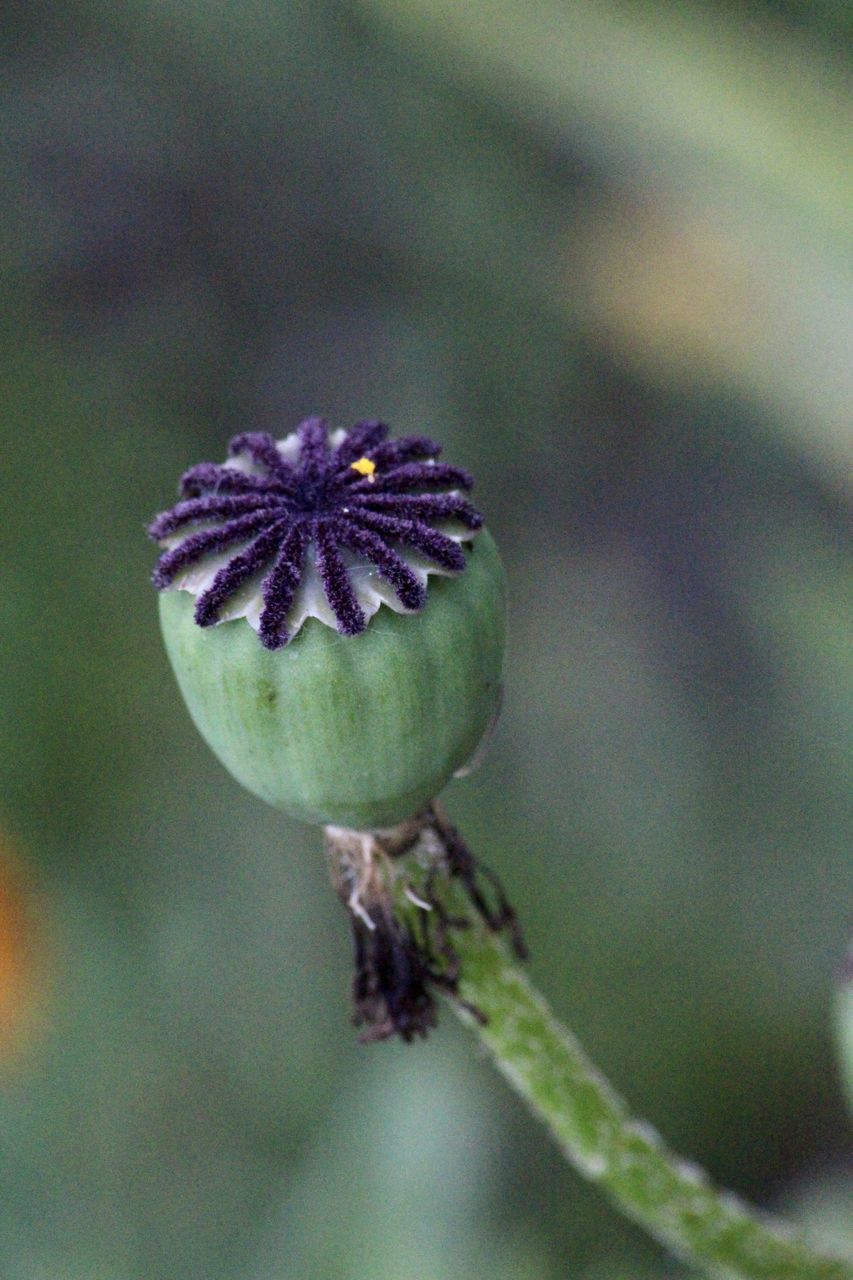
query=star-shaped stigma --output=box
[148,417,483,650]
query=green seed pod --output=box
[149,419,506,829]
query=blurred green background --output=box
[1,1,851,1276]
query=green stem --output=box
[440,903,851,1280]
[330,816,851,1280]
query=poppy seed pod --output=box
[149,418,506,829]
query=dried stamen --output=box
[325,808,525,1043]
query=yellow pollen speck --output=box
[350,457,376,479]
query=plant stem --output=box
[440,892,851,1280]
[385,819,849,1280]
[328,815,851,1279]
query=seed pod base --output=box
[158,530,506,829]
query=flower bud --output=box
[150,419,506,829]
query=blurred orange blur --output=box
[0,832,44,1063]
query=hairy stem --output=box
[443,906,851,1280]
[368,815,852,1280]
